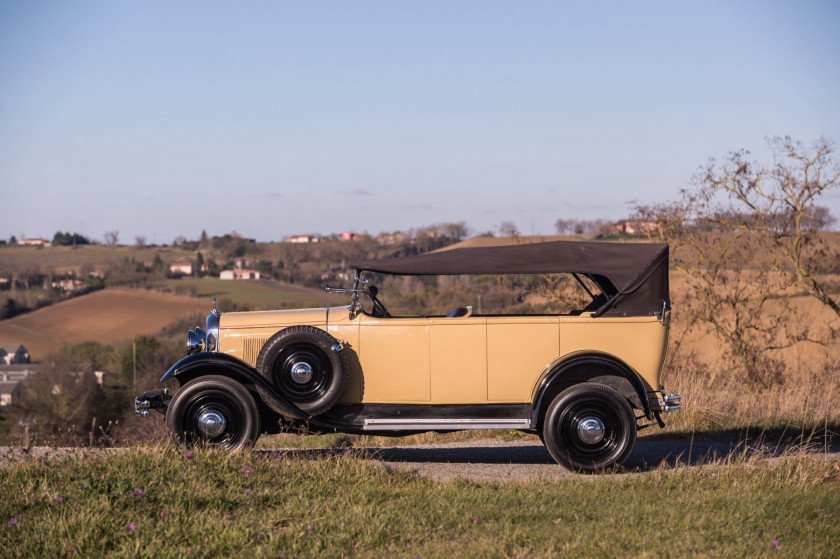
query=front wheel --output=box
[165,375,260,451]
[542,383,636,472]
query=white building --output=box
[18,238,50,247]
[220,269,261,280]
[169,262,195,275]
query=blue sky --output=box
[1,1,839,243]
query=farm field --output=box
[164,278,335,311]
[1,446,838,557]
[0,245,198,274]
[0,281,336,361]
[0,289,207,360]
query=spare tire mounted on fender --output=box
[255,325,349,416]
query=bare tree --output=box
[103,230,119,246]
[632,137,838,385]
[499,221,521,242]
[555,218,609,235]
[134,235,146,248]
[10,354,105,444]
[690,136,840,317]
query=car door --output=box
[486,317,560,402]
[429,316,487,404]
[357,314,431,403]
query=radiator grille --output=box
[242,337,268,368]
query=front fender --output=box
[161,353,311,422]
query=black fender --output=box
[161,352,322,424]
[531,353,652,425]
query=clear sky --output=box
[1,1,839,243]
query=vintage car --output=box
[135,240,679,471]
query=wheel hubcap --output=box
[290,362,314,384]
[576,416,605,444]
[197,409,227,438]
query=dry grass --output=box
[661,353,840,435]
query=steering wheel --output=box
[367,286,392,318]
[446,306,473,318]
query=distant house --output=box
[0,381,22,407]
[287,235,319,244]
[0,364,38,382]
[220,269,261,280]
[51,279,84,292]
[170,262,195,276]
[18,238,50,247]
[0,344,30,365]
[376,232,405,246]
[340,231,360,242]
[609,220,661,236]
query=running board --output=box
[361,418,532,431]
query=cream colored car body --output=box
[219,305,669,406]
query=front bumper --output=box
[135,388,172,417]
[648,390,681,413]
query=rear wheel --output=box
[166,375,260,451]
[542,383,636,472]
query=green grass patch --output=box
[1,447,838,557]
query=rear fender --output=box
[531,353,651,425]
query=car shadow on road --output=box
[254,431,840,473]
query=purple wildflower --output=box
[54,496,63,504]
[38,467,44,473]
[9,518,17,526]
[244,469,251,475]
[82,483,89,490]
[184,451,193,459]
[306,524,313,533]
[128,522,136,531]
[771,540,779,548]
[472,517,479,523]
[160,510,167,517]
[244,489,251,494]
[135,489,144,497]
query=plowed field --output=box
[0,289,207,359]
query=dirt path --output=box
[3,435,838,482]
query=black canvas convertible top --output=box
[352,240,670,317]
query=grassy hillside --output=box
[0,245,198,275]
[1,447,838,557]
[164,278,335,311]
[0,289,207,360]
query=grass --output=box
[1,446,838,557]
[0,245,197,274]
[164,278,335,310]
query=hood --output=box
[220,307,328,329]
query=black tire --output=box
[165,375,260,451]
[542,383,636,472]
[255,325,349,416]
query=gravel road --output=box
[3,435,838,482]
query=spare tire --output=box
[255,325,349,416]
